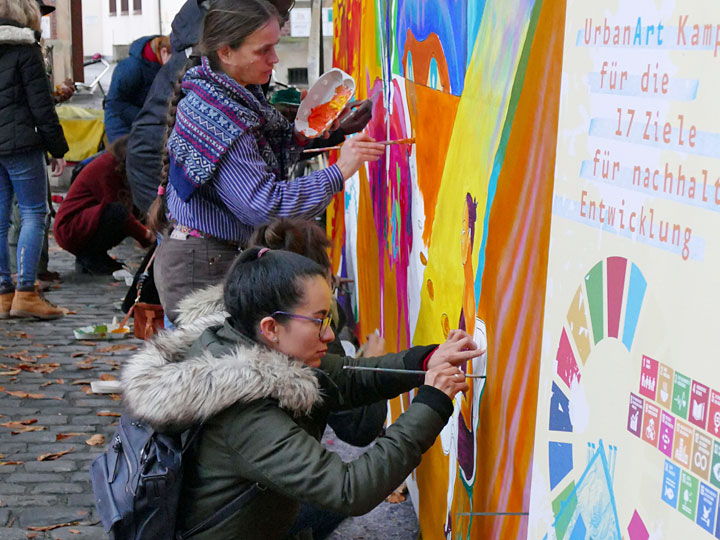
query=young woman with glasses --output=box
[122,247,483,540]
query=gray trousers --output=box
[154,232,240,324]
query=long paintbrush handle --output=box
[302,137,415,153]
[342,365,486,379]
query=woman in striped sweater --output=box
[147,0,383,324]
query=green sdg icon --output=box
[678,470,699,520]
[672,373,691,419]
[711,440,720,490]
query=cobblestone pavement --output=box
[0,233,419,539]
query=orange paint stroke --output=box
[471,2,566,539]
[403,29,451,92]
[404,81,459,245]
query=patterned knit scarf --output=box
[167,56,293,201]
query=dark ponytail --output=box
[223,248,326,338]
[147,55,202,234]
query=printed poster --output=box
[528,1,720,539]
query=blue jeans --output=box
[0,151,49,292]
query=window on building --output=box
[133,0,141,13]
[120,0,128,14]
[288,68,309,86]
[109,0,116,15]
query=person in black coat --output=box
[0,0,67,320]
[125,0,209,213]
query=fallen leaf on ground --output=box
[70,380,91,385]
[10,426,46,435]
[97,411,121,417]
[3,330,31,339]
[96,344,137,353]
[17,362,60,374]
[0,461,23,466]
[37,447,74,461]
[70,352,85,358]
[27,533,38,539]
[86,434,105,446]
[81,385,92,394]
[0,387,46,399]
[1,418,37,427]
[109,394,121,401]
[56,433,86,441]
[386,482,407,504]
[69,530,81,534]
[0,369,21,376]
[26,520,80,531]
[99,374,117,381]
[79,341,97,346]
[64,309,78,314]
[76,365,95,370]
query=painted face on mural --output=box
[218,19,280,86]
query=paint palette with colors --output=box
[295,68,355,138]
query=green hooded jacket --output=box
[121,314,453,539]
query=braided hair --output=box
[146,55,201,234]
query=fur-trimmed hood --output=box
[121,313,321,431]
[174,283,225,327]
[0,21,39,45]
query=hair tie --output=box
[257,247,270,259]
[157,185,166,196]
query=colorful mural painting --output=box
[331,0,565,538]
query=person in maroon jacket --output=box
[53,136,154,274]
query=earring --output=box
[273,336,279,343]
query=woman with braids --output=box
[148,0,384,324]
[122,246,484,539]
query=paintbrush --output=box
[302,137,416,153]
[343,366,486,378]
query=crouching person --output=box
[121,247,483,540]
[53,136,154,274]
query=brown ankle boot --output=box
[0,291,13,319]
[10,290,65,320]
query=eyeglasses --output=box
[272,310,332,338]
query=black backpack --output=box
[90,415,259,539]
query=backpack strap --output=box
[176,482,261,539]
[176,424,262,539]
